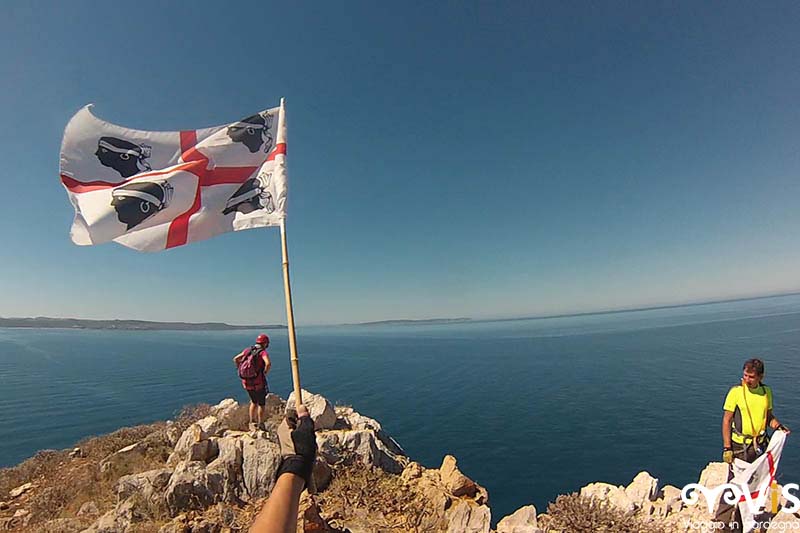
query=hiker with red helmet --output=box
[233,333,272,431]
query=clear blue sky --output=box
[1,2,799,325]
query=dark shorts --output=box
[246,387,267,406]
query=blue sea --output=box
[1,294,799,522]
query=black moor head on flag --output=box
[95,137,153,178]
[226,113,274,153]
[222,172,275,216]
[111,181,173,230]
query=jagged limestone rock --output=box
[316,428,406,473]
[659,484,684,516]
[698,462,729,489]
[241,434,281,500]
[206,436,244,503]
[195,416,222,437]
[167,425,220,466]
[580,482,637,514]
[496,505,540,533]
[164,461,222,514]
[625,471,659,508]
[401,461,424,483]
[335,406,405,455]
[99,442,147,473]
[81,499,141,533]
[9,482,35,498]
[77,501,100,518]
[115,468,173,503]
[440,455,478,498]
[210,398,250,432]
[694,461,731,517]
[210,398,237,416]
[286,389,337,430]
[446,499,491,533]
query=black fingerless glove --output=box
[275,413,317,487]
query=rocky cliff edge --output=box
[1,391,798,533]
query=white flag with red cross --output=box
[60,102,287,252]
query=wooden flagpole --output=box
[280,218,303,410]
[277,98,303,410]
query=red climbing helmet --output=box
[255,333,269,345]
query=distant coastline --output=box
[3,291,799,331]
[0,317,286,331]
[348,317,472,327]
[474,290,800,325]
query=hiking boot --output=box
[248,422,258,432]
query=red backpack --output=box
[238,346,264,380]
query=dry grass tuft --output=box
[77,422,167,460]
[316,462,432,532]
[0,449,68,499]
[0,403,215,530]
[542,492,667,533]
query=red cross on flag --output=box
[60,101,287,252]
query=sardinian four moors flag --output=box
[60,101,287,252]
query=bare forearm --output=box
[722,414,733,448]
[249,474,304,533]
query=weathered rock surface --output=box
[116,468,173,503]
[82,498,142,533]
[164,460,222,513]
[625,470,659,508]
[496,504,539,533]
[656,484,684,517]
[446,499,491,533]
[167,422,220,466]
[14,390,778,533]
[335,406,405,455]
[580,481,637,514]
[9,482,35,499]
[698,461,729,490]
[206,436,244,503]
[317,428,407,473]
[241,434,281,500]
[287,389,337,430]
[77,501,100,518]
[440,454,478,498]
[392,454,491,533]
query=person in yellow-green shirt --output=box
[722,358,791,464]
[715,358,791,531]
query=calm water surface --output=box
[1,294,799,522]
